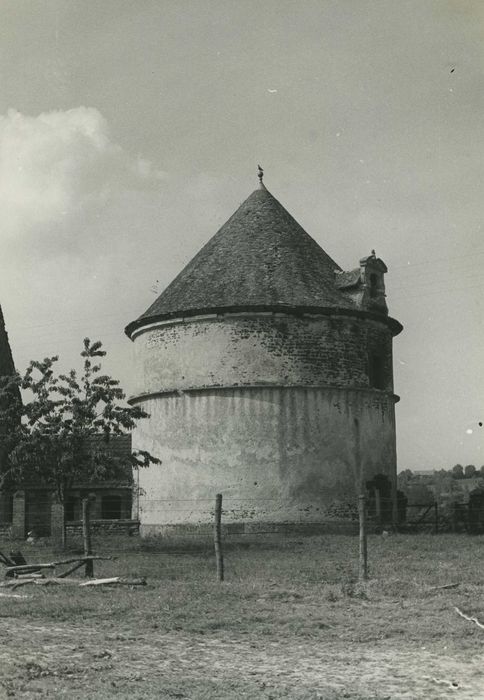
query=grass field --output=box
[0,533,483,699]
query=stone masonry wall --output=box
[134,386,397,531]
[66,519,139,536]
[131,313,394,398]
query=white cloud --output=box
[0,107,164,254]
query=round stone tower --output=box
[126,179,403,535]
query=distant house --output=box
[398,470,484,533]
[64,435,134,523]
[14,434,136,538]
[6,434,137,539]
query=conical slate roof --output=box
[126,185,357,336]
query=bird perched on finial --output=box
[258,164,264,184]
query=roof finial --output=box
[371,249,376,257]
[257,164,264,187]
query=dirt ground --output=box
[0,613,482,699]
[0,534,482,699]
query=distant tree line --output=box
[399,465,484,481]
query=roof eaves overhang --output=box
[125,305,403,340]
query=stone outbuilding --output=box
[126,178,403,535]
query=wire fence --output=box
[2,490,484,584]
[2,490,484,541]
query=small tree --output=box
[452,464,464,480]
[397,469,413,492]
[0,338,159,545]
[464,464,477,479]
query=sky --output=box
[0,0,482,470]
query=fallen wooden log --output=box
[57,560,86,578]
[10,577,79,590]
[6,555,116,576]
[34,578,80,586]
[4,578,50,591]
[429,583,460,591]
[0,577,51,589]
[80,577,147,587]
[1,579,33,589]
[0,550,16,567]
[1,573,147,590]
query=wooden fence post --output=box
[434,502,439,534]
[214,493,224,582]
[82,495,95,578]
[50,501,65,549]
[451,502,457,533]
[12,491,26,541]
[375,488,382,526]
[358,494,368,582]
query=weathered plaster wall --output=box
[131,314,394,397]
[133,386,397,533]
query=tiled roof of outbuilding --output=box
[126,186,360,336]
